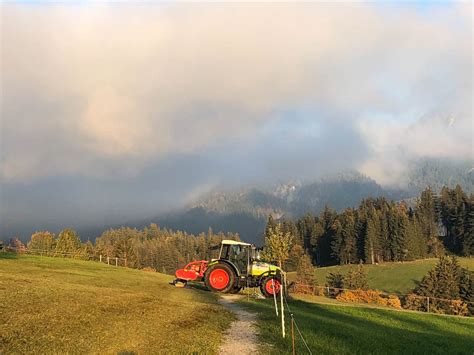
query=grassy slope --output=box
[288,257,474,293]
[240,297,474,355]
[0,253,233,354]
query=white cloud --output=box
[1,2,472,182]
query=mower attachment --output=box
[174,260,209,284]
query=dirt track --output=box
[218,294,259,355]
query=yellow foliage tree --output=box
[261,223,293,268]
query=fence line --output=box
[5,247,128,267]
[291,283,474,306]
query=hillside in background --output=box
[150,159,473,244]
[5,159,471,245]
[287,258,474,294]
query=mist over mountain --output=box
[141,159,473,244]
[1,2,471,244]
[2,158,472,244]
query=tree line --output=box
[10,225,239,274]
[265,185,473,267]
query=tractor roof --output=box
[221,240,251,246]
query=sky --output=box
[1,1,472,238]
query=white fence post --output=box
[280,272,285,338]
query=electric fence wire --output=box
[283,292,313,355]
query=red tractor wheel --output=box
[260,276,281,298]
[204,263,236,293]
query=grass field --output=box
[0,253,233,354]
[240,297,474,355]
[289,257,474,293]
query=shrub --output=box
[447,300,469,316]
[387,295,402,309]
[403,294,427,312]
[141,267,156,273]
[336,290,401,309]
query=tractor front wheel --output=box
[204,263,236,293]
[260,276,281,298]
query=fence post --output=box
[115,257,118,267]
[100,254,102,263]
[291,315,295,355]
[107,256,110,265]
[427,297,430,313]
[281,273,285,338]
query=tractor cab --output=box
[218,240,252,273]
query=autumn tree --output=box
[261,223,293,268]
[55,229,82,256]
[28,231,56,255]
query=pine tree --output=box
[416,187,440,247]
[364,218,376,264]
[331,209,357,265]
[463,195,474,257]
[296,253,316,285]
[415,256,466,314]
[459,269,474,315]
[318,205,337,265]
[286,244,305,272]
[344,264,369,290]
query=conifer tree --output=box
[296,253,316,285]
[463,195,474,257]
[415,256,467,314]
[331,209,357,265]
[344,264,369,290]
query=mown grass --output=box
[240,297,474,355]
[288,257,474,293]
[0,253,233,354]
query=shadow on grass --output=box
[184,281,210,292]
[241,298,474,355]
[0,252,18,260]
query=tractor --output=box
[173,240,283,297]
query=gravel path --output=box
[218,294,259,355]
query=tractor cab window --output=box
[221,244,244,260]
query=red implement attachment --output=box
[175,260,209,281]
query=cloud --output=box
[0,2,472,237]
[2,2,471,184]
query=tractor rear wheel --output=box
[205,263,236,293]
[260,276,281,298]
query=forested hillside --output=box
[154,160,473,244]
[268,185,473,266]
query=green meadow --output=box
[288,257,474,293]
[240,297,474,355]
[0,253,233,354]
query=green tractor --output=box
[174,240,283,297]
